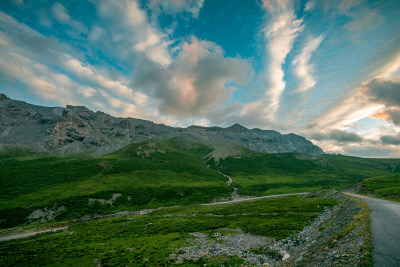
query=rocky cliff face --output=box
[0,94,323,155]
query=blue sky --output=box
[0,0,400,157]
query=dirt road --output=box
[201,192,309,205]
[344,193,400,267]
[0,227,68,242]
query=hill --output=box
[358,174,400,202]
[205,151,400,196]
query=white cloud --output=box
[304,1,315,12]
[91,0,171,66]
[63,56,134,99]
[88,26,104,42]
[304,45,400,135]
[132,37,252,118]
[148,0,204,18]
[293,34,324,92]
[0,50,78,104]
[82,87,96,98]
[51,3,88,34]
[262,0,304,117]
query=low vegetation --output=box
[359,174,400,202]
[209,153,400,196]
[0,195,337,266]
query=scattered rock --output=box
[88,193,122,206]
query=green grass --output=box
[209,153,400,196]
[359,174,400,202]
[0,139,231,228]
[0,195,337,266]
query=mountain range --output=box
[0,93,323,155]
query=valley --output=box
[1,0,399,265]
[1,98,400,266]
[0,136,399,265]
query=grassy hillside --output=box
[359,174,400,202]
[207,152,400,196]
[1,138,400,229]
[0,139,231,228]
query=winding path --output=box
[344,193,400,267]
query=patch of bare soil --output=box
[203,143,246,162]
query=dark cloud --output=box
[310,129,363,143]
[344,145,400,158]
[364,77,400,107]
[372,108,400,126]
[381,134,400,145]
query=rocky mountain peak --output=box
[0,93,8,100]
[0,96,324,155]
[227,123,248,132]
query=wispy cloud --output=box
[147,0,204,18]
[262,0,304,117]
[309,129,363,143]
[51,2,88,34]
[293,34,324,92]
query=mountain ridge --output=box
[0,94,323,155]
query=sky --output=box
[0,0,400,158]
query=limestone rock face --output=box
[0,96,323,155]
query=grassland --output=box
[1,138,400,229]
[0,195,337,266]
[359,174,400,202]
[0,139,231,228]
[209,153,400,196]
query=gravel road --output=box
[201,192,309,205]
[344,193,400,267]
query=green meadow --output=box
[209,152,400,196]
[359,174,400,202]
[1,138,400,228]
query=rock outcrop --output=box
[0,95,323,155]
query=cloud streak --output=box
[310,129,363,143]
[293,34,324,92]
[51,2,88,34]
[147,0,204,18]
[262,0,304,117]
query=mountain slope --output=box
[0,94,323,155]
[0,139,230,228]
[206,152,400,196]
